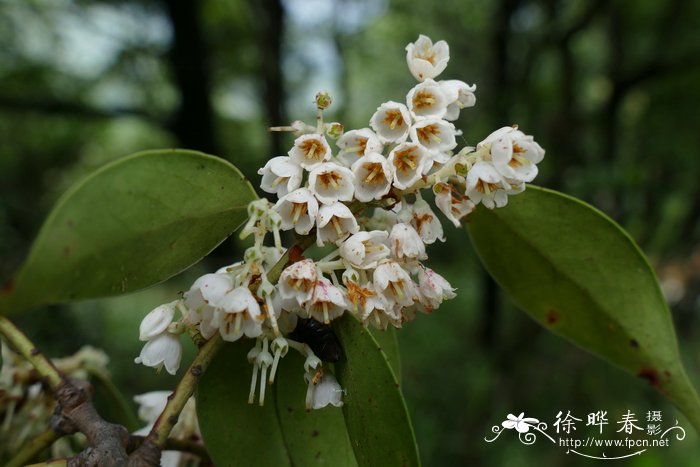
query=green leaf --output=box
[0,150,257,315]
[197,343,291,467]
[333,315,420,467]
[275,352,358,466]
[467,185,700,430]
[368,327,401,382]
[197,342,358,466]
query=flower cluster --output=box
[134,34,545,410]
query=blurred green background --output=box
[1,0,700,465]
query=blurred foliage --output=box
[1,0,699,465]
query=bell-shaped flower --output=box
[351,153,394,202]
[370,101,412,144]
[405,34,449,82]
[364,207,398,231]
[388,223,427,261]
[336,128,383,167]
[274,188,319,235]
[183,273,234,324]
[347,281,399,330]
[134,333,182,376]
[439,80,476,121]
[481,126,545,183]
[305,277,347,324]
[411,198,445,244]
[418,268,456,312]
[308,162,355,204]
[288,133,332,169]
[340,230,390,269]
[406,79,448,120]
[305,371,344,410]
[279,259,318,305]
[433,182,475,227]
[134,391,170,425]
[139,301,177,341]
[373,260,417,307]
[216,287,264,342]
[258,156,303,197]
[466,161,510,209]
[316,202,359,246]
[388,142,431,190]
[409,118,457,157]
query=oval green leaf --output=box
[467,185,700,430]
[368,327,401,382]
[275,352,357,466]
[197,343,291,467]
[0,149,257,315]
[333,315,420,467]
[197,342,358,466]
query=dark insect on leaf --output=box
[290,318,344,362]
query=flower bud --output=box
[315,91,333,110]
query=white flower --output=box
[258,156,303,197]
[480,126,545,183]
[305,277,347,324]
[347,281,399,330]
[409,118,457,156]
[134,333,182,376]
[183,273,234,325]
[439,80,476,121]
[139,301,177,341]
[216,287,264,342]
[406,79,448,119]
[411,199,445,244]
[274,188,319,235]
[369,101,412,143]
[305,371,344,410]
[373,260,417,307]
[288,133,332,169]
[418,268,456,312]
[279,259,318,305]
[336,128,383,166]
[433,182,475,227]
[134,391,170,424]
[340,231,390,269]
[405,34,449,82]
[316,202,359,246]
[388,223,427,261]
[351,153,394,202]
[388,142,431,189]
[308,162,355,204]
[465,161,510,209]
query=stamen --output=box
[306,143,318,160]
[294,278,304,289]
[430,133,442,144]
[329,176,340,189]
[402,156,416,170]
[322,302,330,324]
[364,166,381,182]
[272,176,285,187]
[331,217,343,236]
[389,114,401,130]
[234,313,242,334]
[345,145,364,153]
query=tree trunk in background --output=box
[256,0,286,156]
[162,0,217,155]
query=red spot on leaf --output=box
[637,368,660,388]
[546,309,559,325]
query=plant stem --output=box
[25,461,67,467]
[153,335,225,447]
[0,315,62,389]
[128,435,211,463]
[5,428,61,467]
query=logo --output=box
[485,410,686,460]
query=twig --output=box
[127,335,224,464]
[25,460,67,467]
[0,316,62,389]
[128,435,211,463]
[5,428,61,467]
